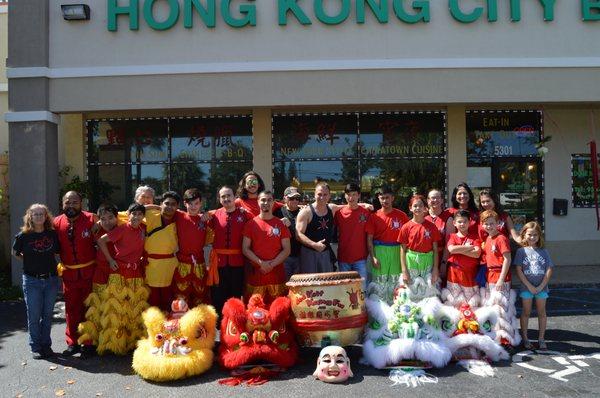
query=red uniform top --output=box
[366,208,409,244]
[448,207,479,236]
[175,211,208,264]
[425,209,453,252]
[334,205,371,263]
[397,219,441,253]
[94,229,116,270]
[235,197,283,218]
[478,212,510,242]
[208,207,253,267]
[447,232,481,269]
[107,223,146,264]
[243,216,291,287]
[54,211,96,265]
[483,233,512,283]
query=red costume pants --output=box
[148,286,173,312]
[61,267,94,346]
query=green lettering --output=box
[222,0,256,27]
[108,0,139,31]
[184,0,216,28]
[582,0,600,21]
[356,0,388,23]
[487,0,498,22]
[314,0,351,25]
[144,0,180,30]
[510,0,521,21]
[538,0,555,21]
[278,0,312,25]
[393,0,430,23]
[449,0,483,23]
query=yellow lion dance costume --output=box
[78,273,149,354]
[132,300,217,382]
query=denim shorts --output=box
[520,290,549,300]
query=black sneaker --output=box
[31,351,44,360]
[62,345,80,356]
[41,347,55,358]
[80,345,97,359]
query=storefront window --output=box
[466,110,544,229]
[272,112,447,209]
[87,116,252,210]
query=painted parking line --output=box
[512,351,600,382]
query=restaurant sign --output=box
[108,0,600,31]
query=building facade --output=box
[5,1,600,283]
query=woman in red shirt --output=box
[477,189,520,243]
[235,171,283,217]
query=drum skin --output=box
[286,272,367,347]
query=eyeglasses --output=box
[247,179,259,185]
[287,197,300,201]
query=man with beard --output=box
[242,191,291,303]
[54,191,98,357]
[206,186,253,316]
[144,191,180,311]
[274,186,303,280]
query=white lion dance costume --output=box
[78,273,149,354]
[480,283,521,346]
[362,290,452,369]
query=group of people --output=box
[13,170,553,360]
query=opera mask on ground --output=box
[313,345,353,383]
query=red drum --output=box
[286,272,366,347]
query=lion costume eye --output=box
[482,320,492,332]
[441,319,453,331]
[179,338,188,345]
[155,333,164,341]
[227,321,238,336]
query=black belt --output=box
[24,272,58,279]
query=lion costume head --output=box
[132,301,217,382]
[218,294,299,370]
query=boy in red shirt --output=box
[398,195,441,301]
[172,188,211,307]
[242,191,291,303]
[366,187,409,302]
[94,203,148,354]
[442,209,482,308]
[480,210,521,347]
[334,183,371,291]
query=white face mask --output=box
[313,346,353,383]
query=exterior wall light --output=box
[61,4,90,21]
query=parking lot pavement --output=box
[1,287,599,398]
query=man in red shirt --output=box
[54,191,98,357]
[366,186,409,298]
[334,183,371,291]
[172,188,211,306]
[242,191,291,303]
[207,186,253,316]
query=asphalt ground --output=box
[1,287,599,398]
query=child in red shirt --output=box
[398,195,441,301]
[480,210,521,347]
[92,203,148,355]
[442,209,482,308]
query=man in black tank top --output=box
[296,183,337,274]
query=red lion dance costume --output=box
[218,294,299,385]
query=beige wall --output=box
[543,107,600,242]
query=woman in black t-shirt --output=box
[12,203,60,360]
